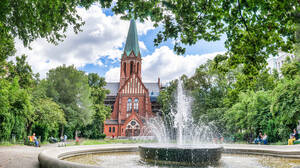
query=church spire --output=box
[124,19,140,57]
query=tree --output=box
[81,73,110,138]
[0,23,15,63]
[271,77,300,141]
[25,80,66,141]
[183,59,231,133]
[225,90,275,142]
[7,55,36,89]
[46,65,93,137]
[281,56,300,80]
[0,0,114,47]
[0,78,32,141]
[109,0,299,77]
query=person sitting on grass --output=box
[254,132,263,144]
[28,134,34,142]
[262,133,268,145]
[288,129,298,145]
[33,133,39,147]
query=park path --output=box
[0,144,57,168]
[1,143,300,168]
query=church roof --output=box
[104,82,119,96]
[104,82,160,96]
[144,83,160,94]
[124,19,140,57]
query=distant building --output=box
[103,20,161,137]
[267,51,296,73]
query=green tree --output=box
[110,0,298,77]
[0,0,113,47]
[281,56,300,80]
[0,78,32,141]
[81,73,110,138]
[24,80,66,141]
[225,90,275,141]
[183,60,231,133]
[0,23,15,63]
[0,79,13,140]
[7,55,36,89]
[46,65,93,137]
[271,77,300,141]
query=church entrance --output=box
[125,120,140,136]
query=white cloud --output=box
[95,60,103,67]
[105,46,225,83]
[15,5,154,78]
[142,46,224,83]
[105,67,120,82]
[139,41,147,51]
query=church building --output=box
[103,19,161,137]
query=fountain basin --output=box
[139,145,223,166]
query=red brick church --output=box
[103,19,161,137]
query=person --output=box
[288,129,298,145]
[262,133,268,144]
[32,133,39,147]
[28,134,34,142]
[293,129,298,140]
[64,135,67,142]
[254,132,263,144]
[59,135,66,147]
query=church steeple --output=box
[120,19,142,87]
[124,19,140,57]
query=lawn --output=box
[66,138,156,146]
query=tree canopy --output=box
[109,0,299,75]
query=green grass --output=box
[0,141,24,146]
[269,141,288,145]
[67,138,156,146]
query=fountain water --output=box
[139,80,223,166]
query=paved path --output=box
[0,144,56,168]
[1,143,300,168]
[223,144,300,152]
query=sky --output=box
[15,5,226,83]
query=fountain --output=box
[139,80,223,166]
[39,79,300,168]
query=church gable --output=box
[119,74,148,95]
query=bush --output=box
[99,133,106,139]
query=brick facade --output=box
[103,20,156,137]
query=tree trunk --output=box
[61,125,64,137]
[26,122,33,136]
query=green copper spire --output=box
[124,19,140,57]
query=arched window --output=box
[123,62,126,75]
[137,62,139,74]
[134,98,139,112]
[130,61,133,74]
[127,98,132,112]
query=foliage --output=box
[0,0,108,47]
[225,91,274,141]
[183,60,229,133]
[27,80,66,141]
[0,23,15,63]
[157,80,177,130]
[108,0,299,78]
[281,56,300,80]
[7,55,37,89]
[81,73,110,139]
[158,51,299,143]
[0,78,32,141]
[46,65,93,137]
[270,77,300,141]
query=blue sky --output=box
[16,5,226,83]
